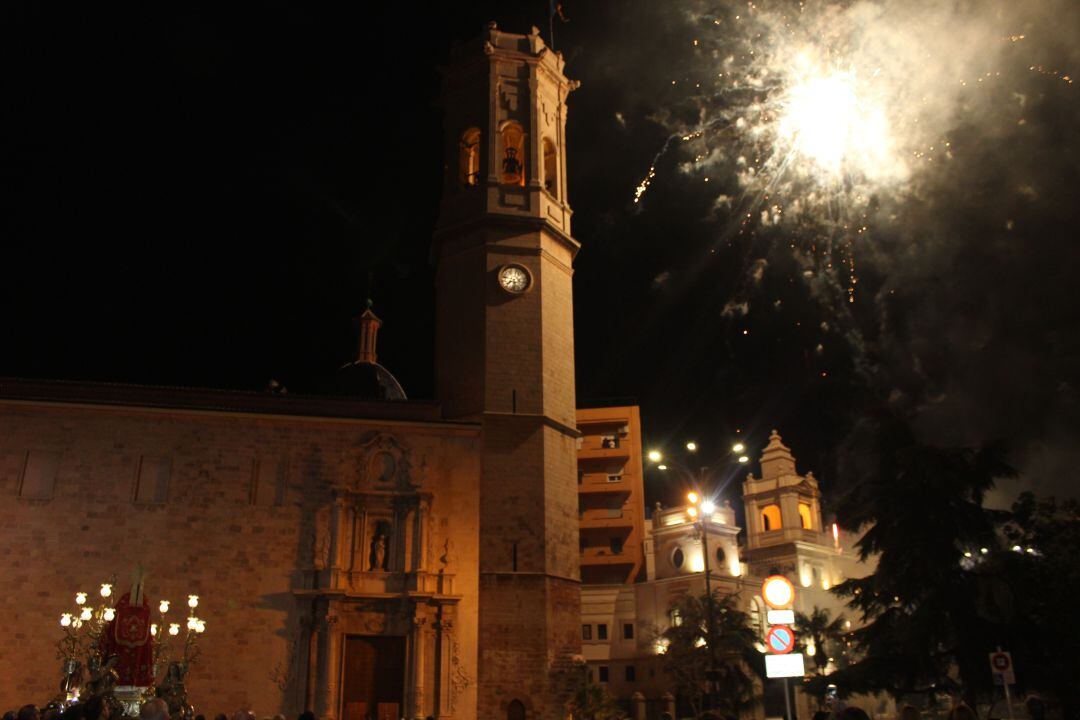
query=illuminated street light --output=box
[647,450,663,463]
[732,442,745,454]
[738,455,749,463]
[700,500,716,515]
[658,464,668,471]
[686,441,698,452]
[687,491,699,504]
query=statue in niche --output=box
[370,521,391,571]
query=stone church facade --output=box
[0,23,581,720]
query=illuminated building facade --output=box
[579,431,876,720]
[576,404,647,585]
[1,23,581,720]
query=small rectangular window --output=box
[252,458,286,507]
[135,455,170,504]
[597,623,608,640]
[606,474,622,483]
[582,624,592,640]
[598,666,609,683]
[623,623,634,640]
[600,434,619,449]
[625,665,636,682]
[19,450,60,500]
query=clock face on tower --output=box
[497,264,531,294]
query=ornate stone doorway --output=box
[340,635,406,720]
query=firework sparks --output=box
[632,0,1068,308]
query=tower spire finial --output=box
[357,302,382,364]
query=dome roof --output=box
[333,360,407,401]
[326,300,406,401]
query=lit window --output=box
[459,128,481,186]
[762,504,782,531]
[798,502,813,529]
[543,138,558,195]
[500,122,526,186]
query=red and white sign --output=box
[989,651,1015,685]
[766,625,796,654]
[761,575,796,609]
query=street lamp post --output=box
[646,440,750,715]
[689,494,722,712]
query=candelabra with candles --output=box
[151,594,207,674]
[56,582,207,712]
[56,582,118,702]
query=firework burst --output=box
[635,0,1060,305]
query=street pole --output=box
[783,677,793,720]
[699,511,719,713]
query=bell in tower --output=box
[432,22,582,720]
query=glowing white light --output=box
[80,608,93,621]
[700,500,716,515]
[647,450,663,463]
[151,624,158,636]
[738,455,750,464]
[99,584,112,599]
[187,616,198,631]
[687,506,698,518]
[103,608,115,622]
[732,442,745,453]
[168,623,180,636]
[195,620,206,634]
[159,600,170,614]
[687,492,699,505]
[762,575,796,609]
[806,641,817,657]
[60,613,72,627]
[686,441,698,452]
[658,464,668,471]
[75,593,87,606]
[695,636,707,648]
[188,595,199,609]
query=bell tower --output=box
[433,22,581,719]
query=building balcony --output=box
[580,510,634,528]
[755,527,829,547]
[581,547,636,565]
[578,445,632,461]
[579,480,633,495]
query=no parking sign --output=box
[989,650,1015,685]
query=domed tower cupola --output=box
[333,300,406,401]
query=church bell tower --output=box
[433,22,581,719]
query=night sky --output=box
[4,2,1079,507]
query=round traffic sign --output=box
[991,652,1011,672]
[766,625,796,654]
[762,575,796,609]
